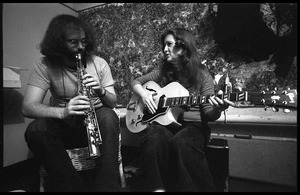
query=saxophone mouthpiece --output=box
[76,52,87,68]
[76,52,82,60]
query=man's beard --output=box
[61,49,87,70]
[64,49,87,61]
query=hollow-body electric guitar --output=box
[126,81,297,133]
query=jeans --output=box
[25,107,121,192]
[135,122,215,192]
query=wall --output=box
[2,3,77,167]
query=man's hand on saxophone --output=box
[81,73,106,98]
[62,95,90,118]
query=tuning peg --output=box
[272,107,279,112]
[271,90,276,95]
[283,109,291,113]
[261,99,268,110]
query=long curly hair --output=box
[160,28,209,92]
[39,14,96,58]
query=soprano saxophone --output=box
[76,52,102,158]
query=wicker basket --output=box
[67,147,98,171]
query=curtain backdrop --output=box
[78,3,297,107]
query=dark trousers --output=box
[25,107,121,192]
[135,122,215,192]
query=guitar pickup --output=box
[127,101,137,111]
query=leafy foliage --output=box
[79,3,297,107]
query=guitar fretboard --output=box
[165,92,248,107]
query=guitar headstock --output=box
[236,88,297,110]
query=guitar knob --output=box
[137,115,142,119]
[131,119,136,124]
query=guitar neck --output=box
[165,92,248,107]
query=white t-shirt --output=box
[28,55,115,109]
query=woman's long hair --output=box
[160,28,208,91]
[39,14,95,58]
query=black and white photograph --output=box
[1,3,297,192]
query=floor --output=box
[0,146,297,192]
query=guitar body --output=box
[126,81,189,133]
